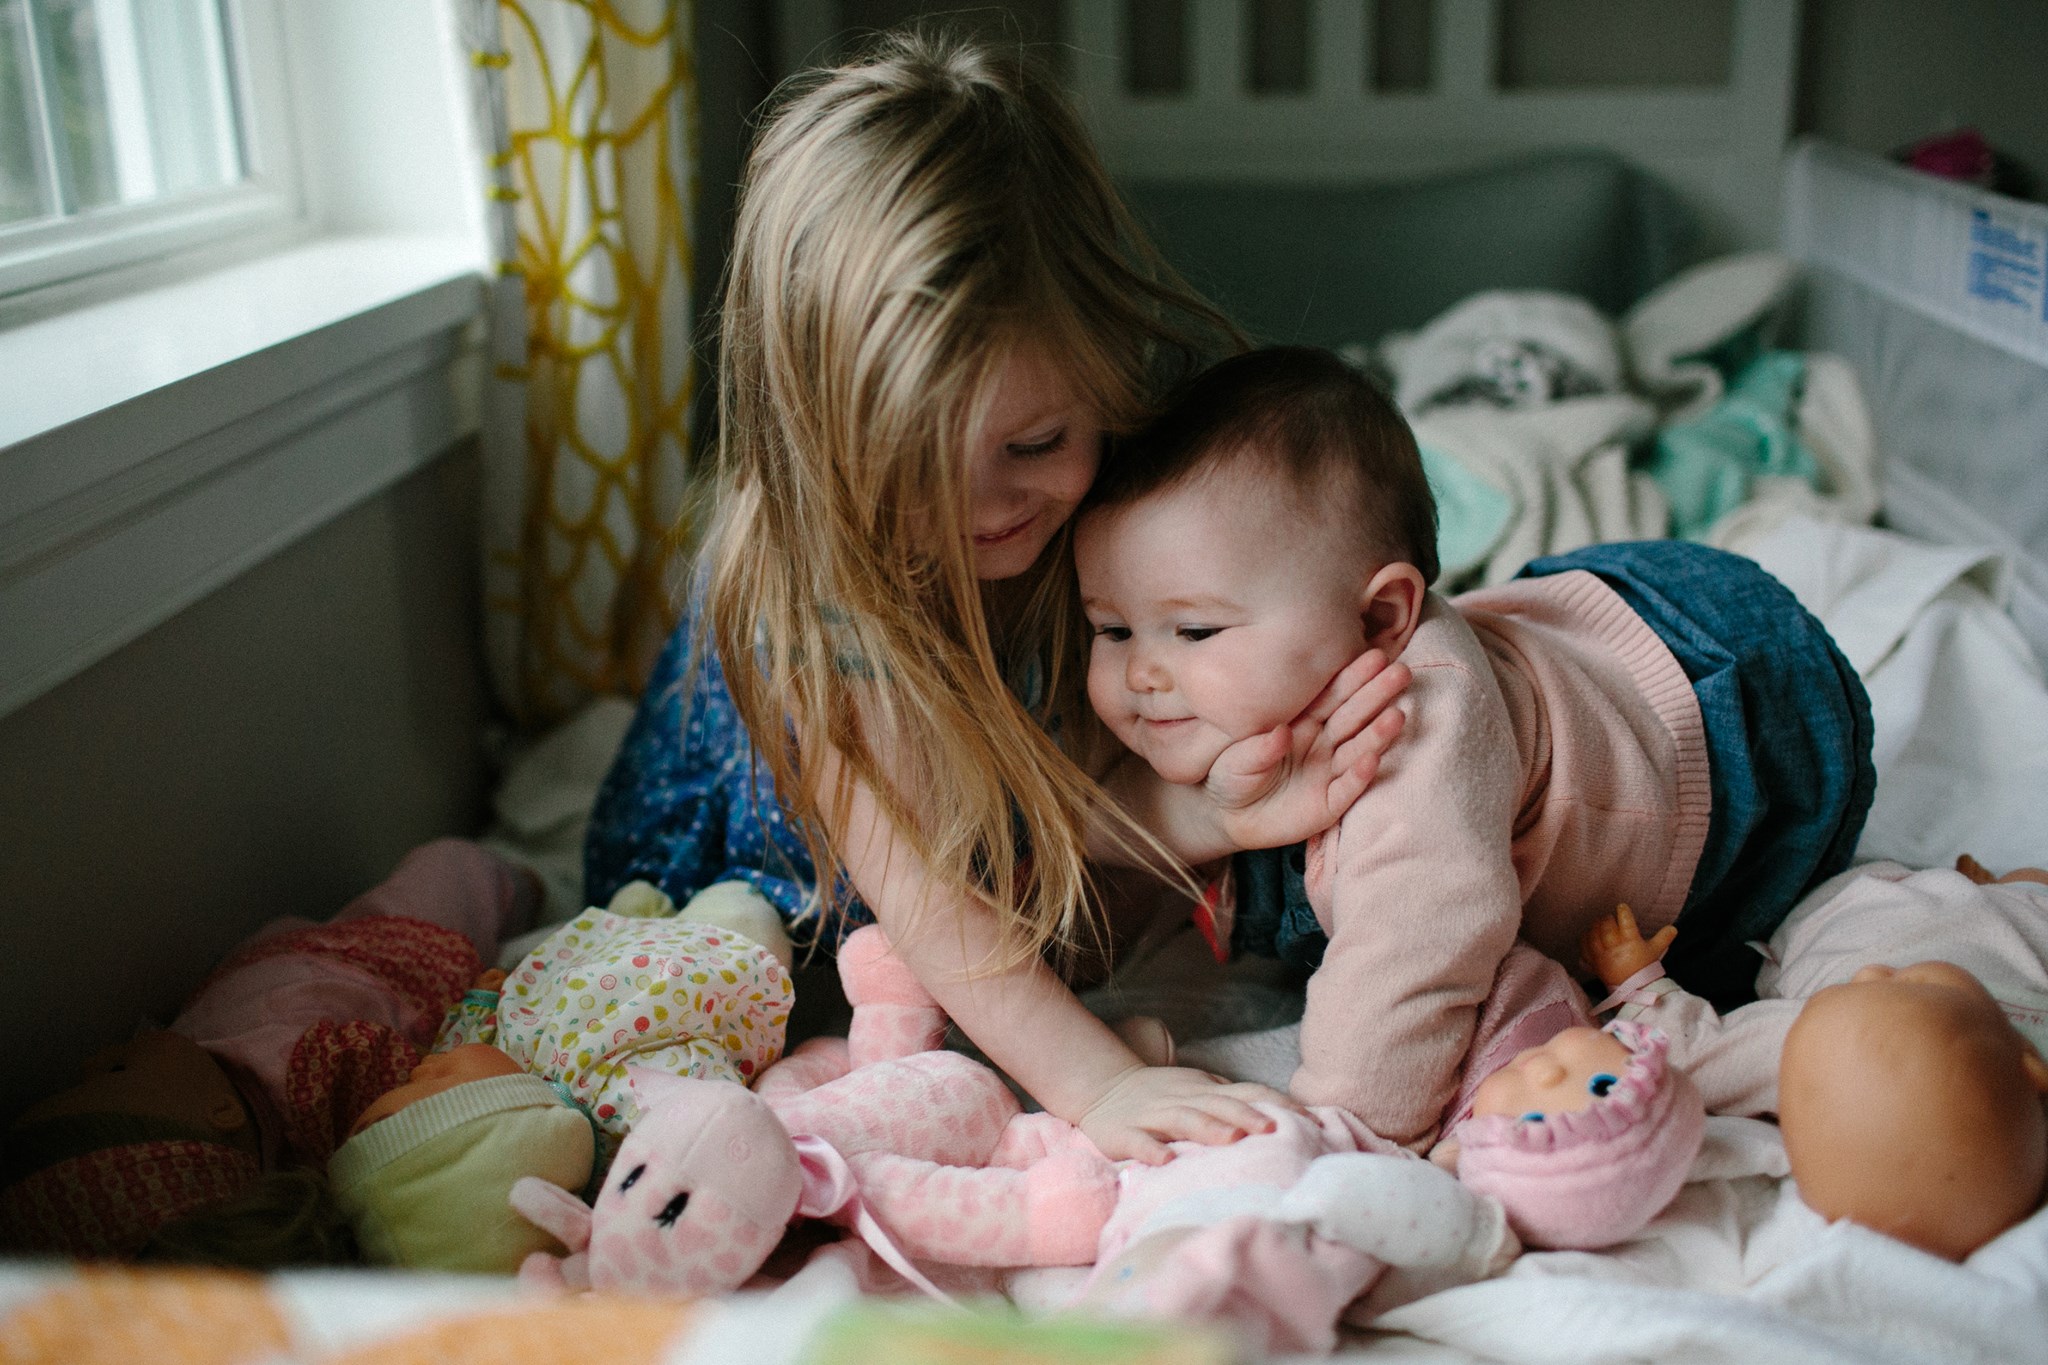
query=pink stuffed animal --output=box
[508,925,1119,1296]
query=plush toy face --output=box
[583,1072,806,1296]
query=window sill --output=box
[0,232,488,719]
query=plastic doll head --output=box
[1467,1025,1633,1124]
[1779,960,2048,1260]
[1454,1022,1705,1249]
[0,1030,263,1258]
[346,1043,523,1136]
[329,1062,594,1274]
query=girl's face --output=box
[965,344,1103,580]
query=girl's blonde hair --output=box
[704,28,1233,968]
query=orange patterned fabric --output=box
[326,1297,694,1365]
[0,1267,290,1365]
[281,1021,423,1164]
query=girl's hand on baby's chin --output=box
[1077,1064,1303,1164]
[1205,650,1411,847]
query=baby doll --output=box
[326,1042,596,1274]
[1778,961,2048,1260]
[1582,857,2048,1116]
[1583,870,2048,1260]
[1442,1019,1706,1250]
[0,839,530,1260]
[325,879,795,1272]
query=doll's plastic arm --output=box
[1581,904,1678,989]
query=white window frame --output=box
[0,0,302,301]
[0,0,494,720]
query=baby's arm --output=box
[1581,905,1792,1116]
[1295,663,1525,1147]
[818,744,1294,1163]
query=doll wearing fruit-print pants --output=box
[1583,858,2048,1116]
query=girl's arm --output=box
[820,745,1296,1164]
[1093,649,1411,867]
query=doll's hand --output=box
[1581,903,1676,989]
[1078,1064,1301,1165]
[1205,650,1409,848]
[472,968,508,992]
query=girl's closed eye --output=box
[1007,429,1067,458]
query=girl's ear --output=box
[1360,562,1427,657]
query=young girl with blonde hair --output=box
[585,29,1406,1161]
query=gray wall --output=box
[1797,0,2046,196]
[0,447,491,1120]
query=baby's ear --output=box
[1361,561,1427,656]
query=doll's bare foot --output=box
[1580,904,1677,990]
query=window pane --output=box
[13,0,241,224]
[129,0,243,197]
[35,0,121,212]
[0,1,54,224]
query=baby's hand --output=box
[1581,903,1676,989]
[1078,1065,1301,1165]
[1206,650,1409,848]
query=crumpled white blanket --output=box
[1744,515,2048,873]
[1376,255,1881,590]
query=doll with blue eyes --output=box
[1439,1019,1707,1250]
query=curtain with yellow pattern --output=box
[466,0,698,725]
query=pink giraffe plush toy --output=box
[508,925,1120,1296]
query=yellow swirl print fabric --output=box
[472,0,697,724]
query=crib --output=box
[4,4,2047,1361]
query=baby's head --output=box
[1452,1022,1706,1249]
[1075,346,1438,783]
[1779,960,2048,1260]
[328,1044,595,1274]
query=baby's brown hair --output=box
[1089,345,1440,585]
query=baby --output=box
[1073,346,1873,1145]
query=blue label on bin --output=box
[1966,207,2044,320]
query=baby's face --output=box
[1075,461,1371,784]
[1470,1026,1634,1122]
